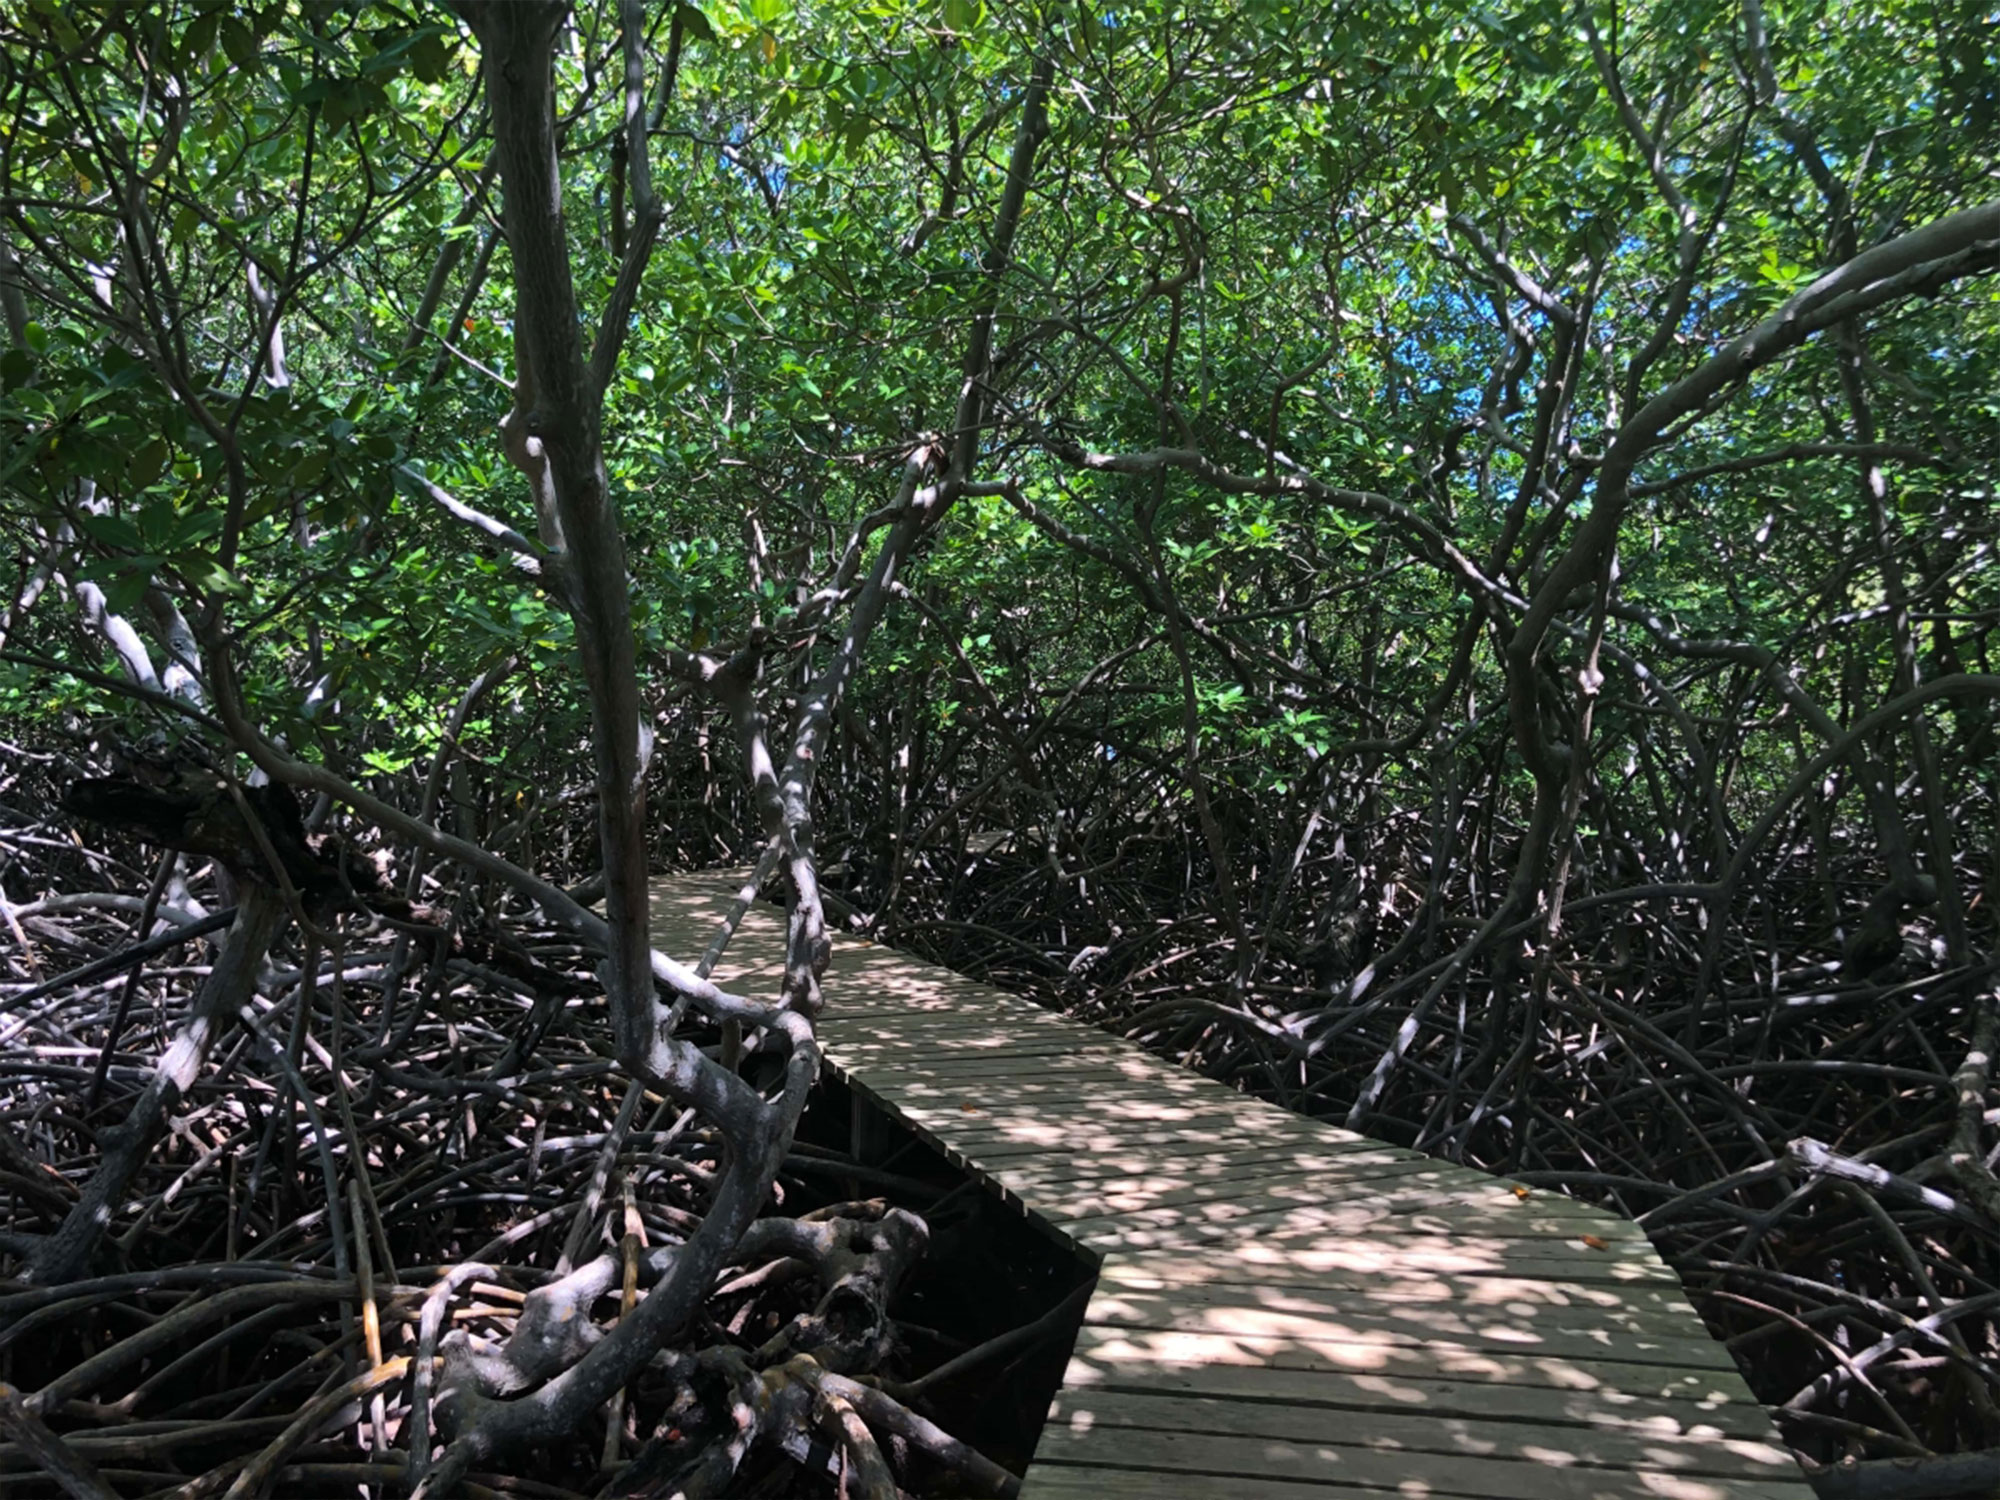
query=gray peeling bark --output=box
[767,51,1053,1005]
[716,53,1051,1016]
[407,16,1055,1491]
[466,1,656,1080]
[403,7,815,1490]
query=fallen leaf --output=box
[1512,1185,1531,1200]
[960,1103,981,1113]
[1581,1233,1609,1251]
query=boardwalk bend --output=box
[649,871,1814,1500]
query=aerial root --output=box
[612,1351,1019,1500]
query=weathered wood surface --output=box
[648,873,1812,1500]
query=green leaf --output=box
[409,33,452,84]
[169,510,223,548]
[183,11,219,66]
[78,511,145,551]
[127,438,170,492]
[185,558,248,597]
[219,16,258,69]
[101,563,156,617]
[675,4,715,44]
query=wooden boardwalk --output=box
[649,873,1813,1500]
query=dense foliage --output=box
[3,0,1999,1492]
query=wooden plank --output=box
[820,1010,1081,1040]
[824,1043,1133,1078]
[651,875,1798,1497]
[826,1044,1143,1074]
[1072,1230,1673,1290]
[1104,1233,1684,1285]
[1058,1195,1647,1252]
[1078,1285,1736,1370]
[820,1003,1084,1030]
[1066,1323,1763,1407]
[825,1048,1135,1082]
[928,1135,1353,1174]
[1050,1356,1780,1438]
[936,1112,1408,1160]
[982,1145,1444,1197]
[858,1060,1197,1098]
[835,1045,1187,1081]
[811,1103,1302,1183]
[878,1084,1328,1135]
[894,1118,1360,1176]
[1018,1472,1733,1500]
[1098,1251,1708,1322]
[883,1104,1327,1155]
[826,992,1001,1019]
[819,987,1065,1017]
[900,1084,1345,1144]
[827,977,1043,1008]
[865,1119,1512,1215]
[1086,1267,1709,1338]
[1063,1202,1657,1260]
[1030,1164,1628,1233]
[1041,1388,1801,1481]
[993,1149,1438,1194]
[1020,1461,1811,1500]
[1024,1424,1810,1500]
[823,946,1019,981]
[911,1088,1351,1136]
[834,991,1059,1020]
[1001,1162,1490,1224]
[878,1069,1255,1102]
[957,1156,1420,1241]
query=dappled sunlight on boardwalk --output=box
[648,873,1812,1500]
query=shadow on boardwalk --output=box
[649,873,1813,1500]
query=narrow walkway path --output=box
[648,873,1813,1500]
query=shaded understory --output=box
[1,782,1089,1498]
